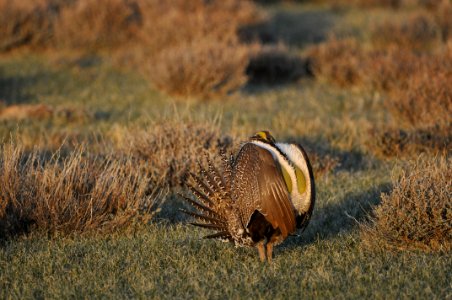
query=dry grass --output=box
[135,0,262,57]
[0,103,53,121]
[306,29,451,157]
[306,38,364,87]
[0,143,163,238]
[368,124,451,158]
[112,120,235,188]
[0,0,56,51]
[361,156,451,252]
[146,41,252,99]
[54,0,140,51]
[1,0,264,98]
[370,13,441,51]
[386,61,451,129]
[134,0,262,98]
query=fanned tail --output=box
[181,153,235,240]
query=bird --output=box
[181,131,315,262]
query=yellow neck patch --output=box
[280,164,307,194]
[295,166,307,194]
[281,166,293,193]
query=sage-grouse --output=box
[181,131,315,262]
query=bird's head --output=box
[250,131,276,144]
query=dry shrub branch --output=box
[54,0,140,51]
[0,143,163,238]
[0,0,269,98]
[361,156,451,252]
[112,120,235,188]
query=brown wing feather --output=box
[233,143,296,238]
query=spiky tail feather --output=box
[181,155,234,240]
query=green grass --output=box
[1,225,450,299]
[0,3,451,299]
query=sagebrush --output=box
[361,156,451,252]
[0,143,162,238]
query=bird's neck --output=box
[250,141,312,214]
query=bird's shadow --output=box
[278,182,392,253]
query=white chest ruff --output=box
[250,141,311,213]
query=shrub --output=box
[145,41,251,99]
[136,0,262,57]
[134,0,262,98]
[433,0,452,42]
[306,38,364,87]
[386,65,451,128]
[0,0,55,51]
[54,0,140,50]
[370,13,441,51]
[361,156,451,252]
[367,124,451,158]
[112,120,235,188]
[0,143,162,238]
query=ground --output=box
[0,2,450,299]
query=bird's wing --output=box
[232,143,296,238]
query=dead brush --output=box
[367,123,451,158]
[0,143,163,238]
[0,0,56,51]
[54,0,140,51]
[386,65,452,129]
[135,0,262,57]
[146,40,252,99]
[361,155,451,252]
[370,13,441,51]
[112,120,235,188]
[134,0,263,98]
[306,38,365,87]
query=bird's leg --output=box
[257,242,266,262]
[266,242,274,263]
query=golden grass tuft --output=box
[370,13,441,51]
[306,38,364,87]
[0,143,163,238]
[0,0,55,51]
[361,156,451,252]
[146,41,251,99]
[54,0,140,51]
[135,0,262,57]
[386,64,451,129]
[112,120,235,188]
[1,0,264,98]
[368,124,451,158]
[134,0,262,98]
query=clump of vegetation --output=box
[146,41,251,99]
[113,120,235,188]
[0,143,163,238]
[361,156,451,252]
[386,62,451,129]
[306,38,364,87]
[0,0,56,51]
[0,0,265,98]
[306,15,451,157]
[54,0,140,51]
[134,0,262,98]
[370,13,441,51]
[368,124,451,157]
